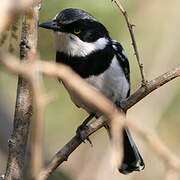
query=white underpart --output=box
[63,56,130,113]
[53,31,109,57]
[86,56,129,102]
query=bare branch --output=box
[4,1,41,179]
[1,54,178,114]
[112,0,146,85]
[120,64,180,111]
[38,116,107,180]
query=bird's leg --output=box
[115,100,126,113]
[76,113,95,145]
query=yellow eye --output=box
[74,28,81,34]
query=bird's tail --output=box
[105,125,145,174]
[119,128,145,174]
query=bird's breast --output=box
[85,56,130,102]
[63,56,130,114]
[53,31,109,57]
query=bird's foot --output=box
[76,124,93,146]
[115,100,126,112]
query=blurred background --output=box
[0,0,180,179]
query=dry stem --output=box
[112,0,146,85]
[29,70,47,179]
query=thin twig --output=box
[110,115,124,169]
[29,71,48,180]
[112,0,146,85]
[120,64,180,110]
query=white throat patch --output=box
[53,31,109,57]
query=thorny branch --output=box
[0,52,179,179]
[112,0,146,85]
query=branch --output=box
[4,1,41,179]
[0,53,124,180]
[29,71,48,180]
[38,65,180,179]
[0,52,179,179]
[112,0,146,85]
[120,64,180,110]
[0,55,118,120]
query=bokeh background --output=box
[0,0,180,179]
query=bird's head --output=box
[39,8,110,57]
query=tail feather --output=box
[119,129,145,174]
[104,125,145,174]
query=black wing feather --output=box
[112,40,130,83]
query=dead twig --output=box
[112,0,146,85]
[29,69,47,180]
[120,64,180,110]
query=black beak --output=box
[39,21,59,31]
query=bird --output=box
[39,8,145,174]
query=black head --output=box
[55,8,98,25]
[39,8,109,42]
